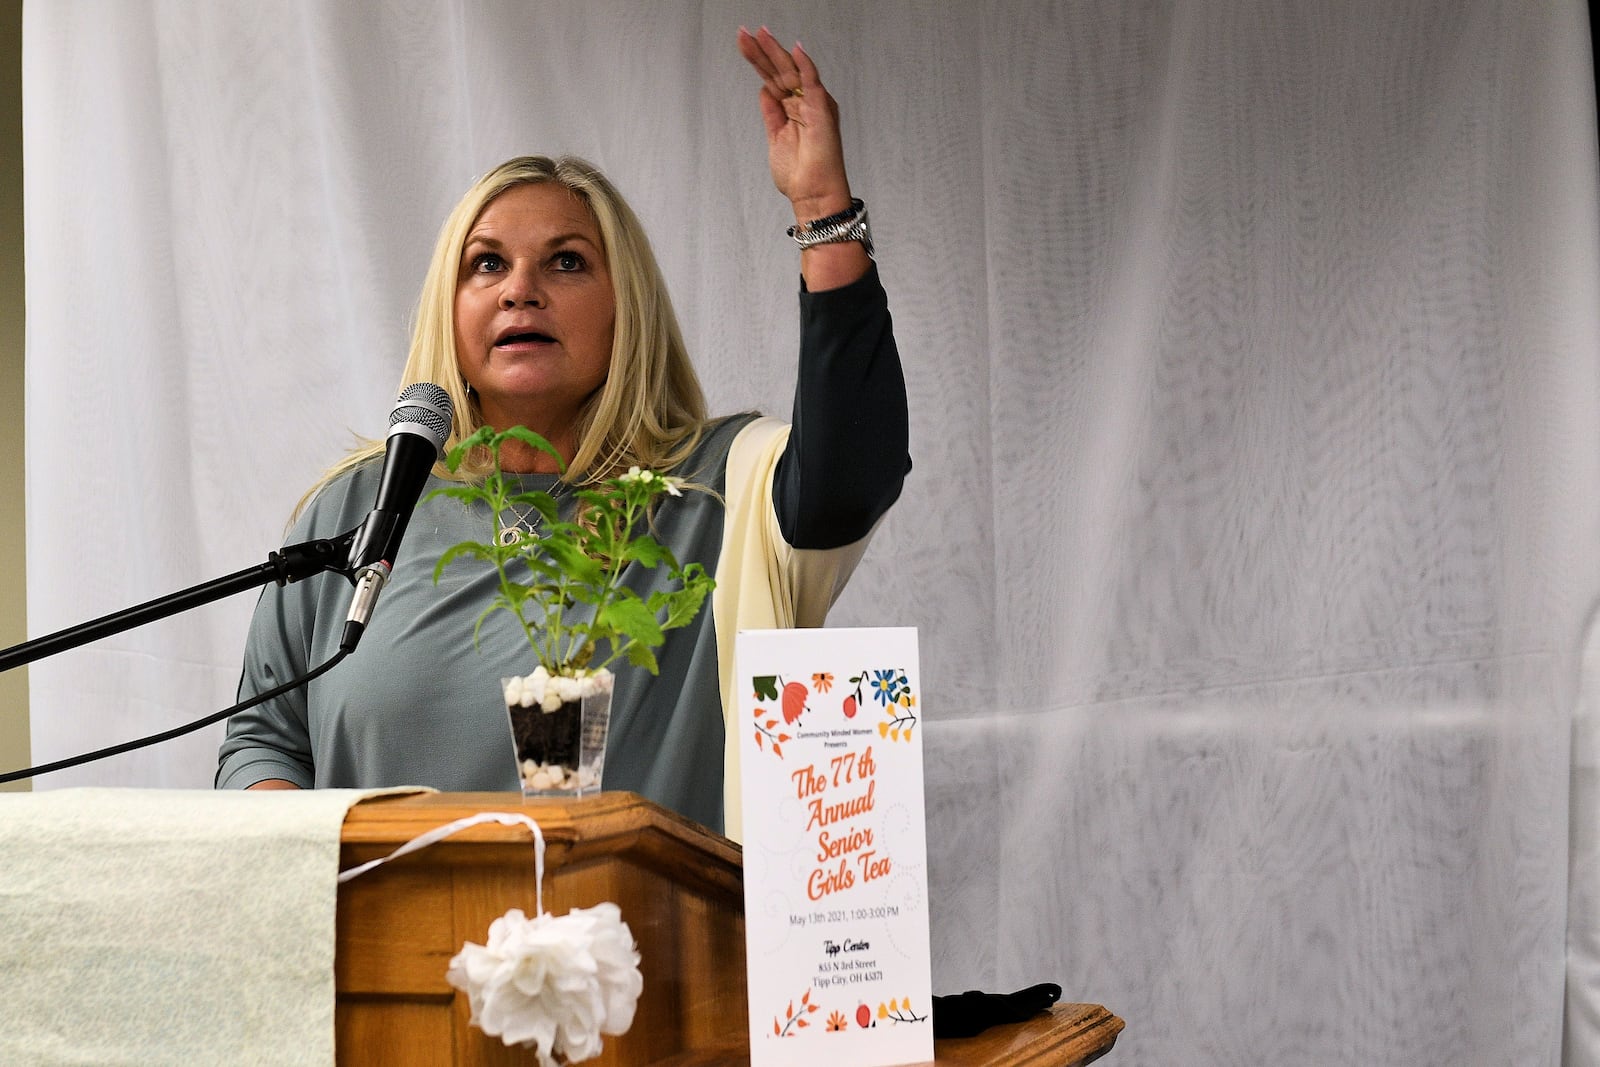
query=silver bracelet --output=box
[787,198,874,258]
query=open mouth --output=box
[495,330,556,347]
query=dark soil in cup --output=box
[509,700,580,768]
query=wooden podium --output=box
[336,792,1121,1065]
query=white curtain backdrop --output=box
[21,2,1600,1062]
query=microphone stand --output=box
[0,530,358,674]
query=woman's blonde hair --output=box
[298,155,707,515]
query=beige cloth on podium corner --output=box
[0,787,423,1066]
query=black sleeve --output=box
[772,263,912,549]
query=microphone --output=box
[340,382,454,652]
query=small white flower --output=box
[447,904,644,1067]
[619,466,678,491]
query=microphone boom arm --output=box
[0,529,359,674]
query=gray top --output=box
[216,415,754,830]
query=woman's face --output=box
[453,182,616,437]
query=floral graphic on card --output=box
[750,674,808,758]
[737,627,933,1067]
[844,668,918,742]
[752,668,919,760]
[772,987,820,1036]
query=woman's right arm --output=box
[215,581,318,789]
[215,481,359,790]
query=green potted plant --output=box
[431,425,715,796]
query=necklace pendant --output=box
[498,526,522,547]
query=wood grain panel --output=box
[337,998,453,1066]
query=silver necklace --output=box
[497,483,566,546]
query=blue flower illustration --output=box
[870,669,898,706]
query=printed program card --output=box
[735,627,933,1067]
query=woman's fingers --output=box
[740,25,806,98]
[793,40,823,94]
[754,83,789,139]
[735,27,776,87]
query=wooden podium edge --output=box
[339,790,744,900]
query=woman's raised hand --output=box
[737,27,870,290]
[736,26,853,222]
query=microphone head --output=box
[388,382,454,458]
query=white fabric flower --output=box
[446,904,644,1067]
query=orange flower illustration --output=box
[773,988,819,1036]
[812,672,834,692]
[826,1010,849,1032]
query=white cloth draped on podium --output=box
[0,788,417,1066]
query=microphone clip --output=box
[266,529,360,586]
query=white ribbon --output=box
[337,811,547,913]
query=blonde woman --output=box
[217,29,908,838]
